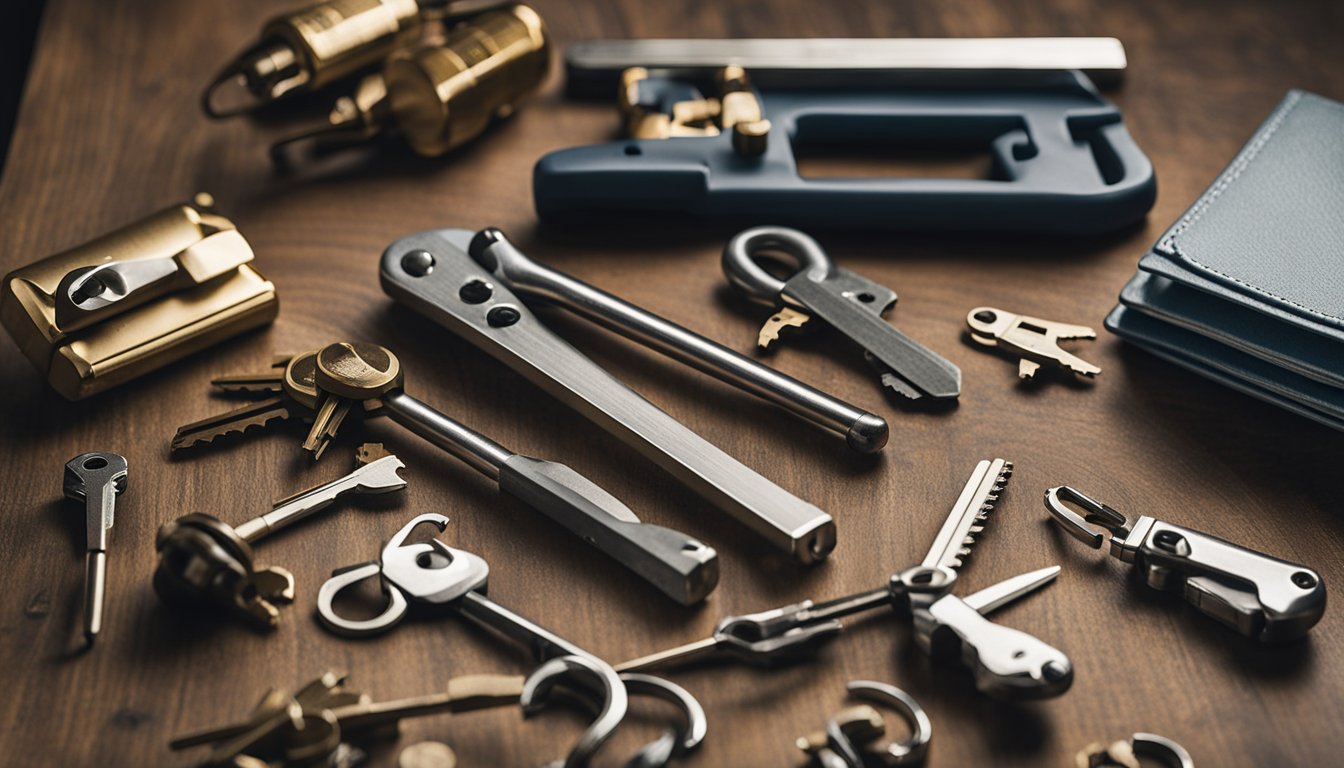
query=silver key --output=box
[233,453,408,542]
[724,226,961,401]
[63,451,128,645]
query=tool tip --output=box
[846,413,889,454]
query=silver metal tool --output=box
[795,681,931,768]
[618,460,1074,701]
[317,513,707,765]
[62,451,127,645]
[564,37,1129,98]
[1045,486,1327,642]
[172,661,633,768]
[382,228,850,564]
[1075,733,1194,768]
[723,226,960,401]
[172,345,719,605]
[153,446,407,628]
[967,306,1100,380]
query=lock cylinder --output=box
[384,4,550,156]
[204,0,423,117]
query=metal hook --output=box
[1131,733,1194,768]
[798,680,931,766]
[1044,486,1131,549]
[618,673,709,767]
[522,655,628,768]
[314,561,409,636]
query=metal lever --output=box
[381,228,839,564]
[1045,486,1327,642]
[466,227,888,453]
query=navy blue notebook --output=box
[1107,90,1344,430]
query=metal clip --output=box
[1,195,277,400]
[1045,486,1327,642]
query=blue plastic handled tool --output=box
[534,69,1155,234]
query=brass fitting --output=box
[204,0,423,117]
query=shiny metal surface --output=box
[564,37,1129,98]
[62,451,127,644]
[723,226,960,401]
[382,228,839,564]
[468,228,888,454]
[1045,485,1327,642]
[967,306,1100,380]
[315,514,706,765]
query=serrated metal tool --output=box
[616,459,1075,701]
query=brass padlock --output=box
[1,195,278,400]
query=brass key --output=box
[172,350,321,452]
[302,342,403,460]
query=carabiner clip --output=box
[1044,485,1130,549]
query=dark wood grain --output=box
[2,1,1343,766]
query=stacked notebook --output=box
[1107,90,1344,430]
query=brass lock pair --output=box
[206,1,551,160]
[0,195,277,400]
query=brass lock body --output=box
[384,4,550,156]
[204,0,423,117]
[0,196,278,400]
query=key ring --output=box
[722,225,835,304]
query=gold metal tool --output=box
[271,4,550,161]
[0,195,278,400]
[203,0,424,117]
[617,65,770,156]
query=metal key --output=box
[256,341,719,605]
[154,446,407,628]
[723,226,961,401]
[303,342,403,460]
[171,350,321,451]
[174,662,635,768]
[63,451,128,645]
[966,306,1100,380]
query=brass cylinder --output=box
[263,0,423,92]
[384,5,550,157]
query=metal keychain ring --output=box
[845,681,932,765]
[315,561,409,636]
[722,225,834,304]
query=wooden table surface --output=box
[2,1,1343,766]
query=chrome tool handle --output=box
[1131,518,1326,642]
[498,455,719,605]
[381,228,837,564]
[916,594,1072,701]
[468,227,888,454]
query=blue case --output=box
[1109,90,1344,429]
[534,71,1156,234]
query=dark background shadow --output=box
[0,1,44,178]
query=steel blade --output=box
[921,459,1012,571]
[962,566,1061,614]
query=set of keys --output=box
[171,662,626,767]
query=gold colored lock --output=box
[1,195,278,400]
[204,0,423,117]
[270,4,550,161]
